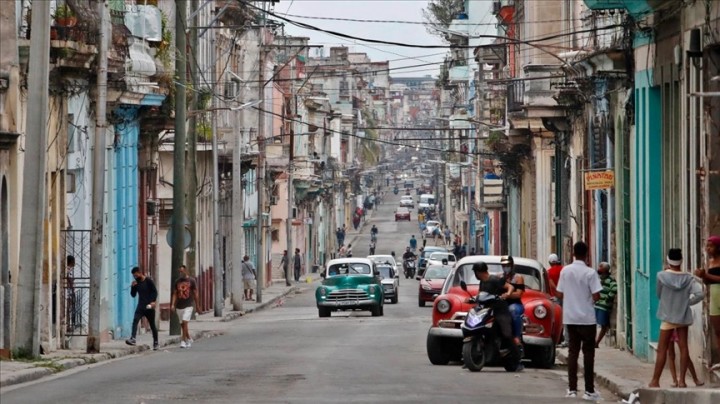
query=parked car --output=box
[400,196,414,209]
[417,264,452,307]
[377,264,399,304]
[315,258,384,317]
[426,255,562,369]
[417,246,448,277]
[425,252,456,268]
[395,207,411,221]
[368,254,400,272]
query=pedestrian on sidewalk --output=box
[556,241,603,401]
[649,248,704,388]
[281,250,291,287]
[594,262,617,348]
[241,255,257,301]
[347,244,353,258]
[293,248,302,282]
[547,253,569,347]
[339,244,347,258]
[443,227,451,246]
[336,228,343,248]
[667,328,704,387]
[126,267,159,350]
[694,235,720,371]
[171,265,199,349]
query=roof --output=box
[455,255,544,270]
[326,258,374,266]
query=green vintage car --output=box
[316,258,384,317]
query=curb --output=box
[638,388,720,404]
[0,367,54,388]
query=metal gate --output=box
[61,230,91,336]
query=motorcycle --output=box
[393,187,399,195]
[403,259,416,279]
[459,281,521,372]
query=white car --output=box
[424,220,441,236]
[425,252,457,267]
[400,196,414,209]
[368,254,399,270]
[376,264,399,304]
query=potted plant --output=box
[53,4,77,27]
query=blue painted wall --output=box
[112,106,141,338]
[632,70,663,359]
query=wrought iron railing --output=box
[61,230,91,337]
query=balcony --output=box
[507,81,524,112]
[474,44,506,66]
[448,65,470,83]
[581,0,669,19]
[215,0,256,26]
[482,178,505,209]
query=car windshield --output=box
[327,263,372,276]
[421,248,446,258]
[424,266,451,280]
[429,252,455,262]
[427,221,440,227]
[396,207,409,213]
[443,263,542,292]
[377,266,394,279]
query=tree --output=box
[66,0,100,33]
[422,0,465,40]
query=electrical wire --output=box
[281,13,584,27]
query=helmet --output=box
[500,255,514,266]
[548,253,560,264]
[406,246,410,250]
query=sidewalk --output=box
[557,346,720,403]
[0,274,321,389]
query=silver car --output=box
[377,264,399,304]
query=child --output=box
[667,329,704,387]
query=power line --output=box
[281,13,584,27]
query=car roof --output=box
[429,252,454,257]
[396,207,410,212]
[368,254,394,260]
[427,220,440,225]
[454,255,543,270]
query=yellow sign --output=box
[584,170,615,190]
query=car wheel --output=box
[391,292,398,304]
[426,333,452,365]
[418,299,425,307]
[462,339,485,372]
[371,305,382,317]
[318,307,331,318]
[532,344,556,369]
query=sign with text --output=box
[584,170,615,190]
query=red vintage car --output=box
[426,255,562,369]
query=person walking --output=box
[293,248,303,282]
[547,253,569,347]
[126,267,159,350]
[347,244,353,258]
[594,262,617,348]
[338,244,347,258]
[694,235,720,371]
[241,255,257,301]
[444,227,451,247]
[281,250,291,287]
[336,228,343,249]
[556,241,603,401]
[649,248,704,388]
[170,265,198,349]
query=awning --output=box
[243,218,257,228]
[454,212,468,222]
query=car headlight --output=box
[534,305,548,319]
[422,283,432,291]
[368,285,376,294]
[436,299,451,314]
[318,288,327,296]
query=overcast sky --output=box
[277,0,493,79]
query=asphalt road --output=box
[1,189,611,404]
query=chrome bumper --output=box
[523,335,555,347]
[317,299,378,308]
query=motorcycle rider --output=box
[409,235,418,252]
[500,255,526,355]
[402,247,417,277]
[472,262,516,357]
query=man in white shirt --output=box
[556,241,603,401]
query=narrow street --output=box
[1,192,613,404]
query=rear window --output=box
[377,266,395,279]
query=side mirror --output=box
[460,280,468,291]
[415,276,421,281]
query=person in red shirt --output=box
[547,253,563,297]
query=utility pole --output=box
[185,0,198,277]
[17,0,51,357]
[87,0,110,354]
[170,0,188,335]
[256,24,267,304]
[210,22,223,317]
[285,128,294,287]
[231,130,244,311]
